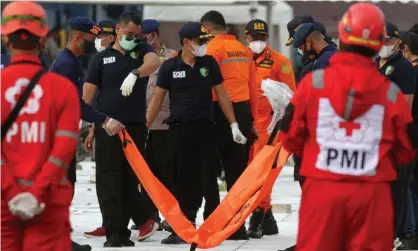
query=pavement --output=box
[71,161,418,251]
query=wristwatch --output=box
[131,69,140,77]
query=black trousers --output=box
[144,130,173,221]
[393,179,409,238]
[168,122,220,222]
[213,101,253,191]
[68,158,77,197]
[95,123,154,238]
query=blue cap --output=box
[68,17,100,36]
[142,19,160,34]
[293,22,324,48]
[179,22,211,39]
[385,22,399,39]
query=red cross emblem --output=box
[339,121,360,136]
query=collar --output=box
[11,54,42,64]
[330,52,376,68]
[64,47,80,60]
[157,44,166,55]
[176,50,203,66]
[317,44,338,58]
[213,34,236,41]
[254,45,273,64]
[376,51,402,65]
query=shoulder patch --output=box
[281,63,291,74]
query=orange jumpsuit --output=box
[251,45,296,210]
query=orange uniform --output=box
[207,34,258,117]
[252,45,296,157]
[251,45,296,211]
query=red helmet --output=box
[1,1,48,37]
[338,3,385,52]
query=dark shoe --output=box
[277,246,295,251]
[227,226,249,240]
[247,208,265,239]
[398,235,415,250]
[103,234,135,247]
[161,220,173,232]
[263,208,279,235]
[161,232,186,244]
[71,241,92,251]
[157,221,164,231]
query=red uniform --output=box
[1,55,80,251]
[279,52,416,251]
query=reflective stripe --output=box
[344,89,356,120]
[221,58,251,65]
[55,130,78,139]
[387,82,399,103]
[16,177,68,186]
[1,159,5,166]
[312,69,324,89]
[48,156,69,169]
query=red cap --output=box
[338,3,385,52]
[1,1,48,37]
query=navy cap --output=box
[98,20,116,36]
[286,15,314,46]
[385,22,399,39]
[179,22,211,39]
[245,19,268,35]
[292,22,325,48]
[68,17,100,36]
[142,19,160,34]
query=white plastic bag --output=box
[261,78,294,135]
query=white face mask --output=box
[95,38,105,52]
[191,43,207,57]
[378,45,395,59]
[249,41,267,54]
[146,33,156,45]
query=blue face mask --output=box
[119,35,138,51]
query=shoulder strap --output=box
[1,68,47,141]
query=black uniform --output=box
[378,50,416,240]
[156,49,223,223]
[85,42,155,241]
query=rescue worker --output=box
[82,12,160,247]
[399,25,418,250]
[1,2,80,251]
[244,19,296,239]
[376,22,417,249]
[292,22,338,73]
[146,22,246,244]
[201,10,258,240]
[130,18,177,231]
[279,3,417,251]
[95,20,117,52]
[82,19,120,239]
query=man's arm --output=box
[83,83,98,105]
[1,155,22,203]
[248,61,258,119]
[138,52,160,77]
[269,57,297,91]
[146,86,167,127]
[214,84,237,124]
[30,81,80,202]
[396,61,416,108]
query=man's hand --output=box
[102,118,124,136]
[120,73,138,96]
[84,126,95,152]
[251,125,259,142]
[231,123,247,145]
[8,192,45,220]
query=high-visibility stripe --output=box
[48,156,69,169]
[55,130,78,139]
[16,177,68,186]
[221,58,251,65]
[344,89,356,120]
[387,82,399,103]
[312,69,324,89]
[1,159,5,166]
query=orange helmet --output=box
[338,3,385,52]
[1,1,48,37]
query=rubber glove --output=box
[8,192,45,220]
[102,118,124,136]
[231,122,247,145]
[120,72,138,96]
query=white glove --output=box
[8,192,45,220]
[120,72,138,96]
[102,118,124,136]
[231,122,247,145]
